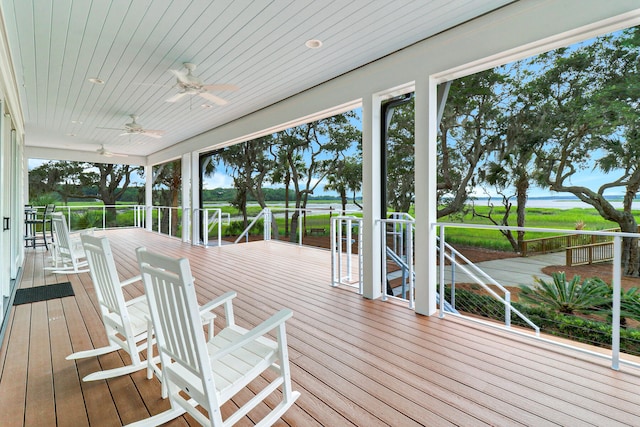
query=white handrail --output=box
[234,208,271,244]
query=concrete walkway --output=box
[440,252,566,288]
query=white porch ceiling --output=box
[2,0,513,161]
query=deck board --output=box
[1,228,640,426]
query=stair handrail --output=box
[234,208,271,244]
[385,245,457,313]
[437,227,540,335]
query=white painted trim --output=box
[146,1,640,167]
[24,146,146,167]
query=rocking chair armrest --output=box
[211,309,293,361]
[121,275,142,287]
[198,291,237,315]
[70,227,96,238]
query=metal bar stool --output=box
[24,204,55,250]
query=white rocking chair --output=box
[130,247,300,427]
[67,234,215,382]
[45,213,91,274]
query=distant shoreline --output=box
[472,197,640,210]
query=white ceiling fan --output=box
[98,114,164,138]
[96,144,128,158]
[166,62,238,105]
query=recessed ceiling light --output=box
[201,104,213,109]
[71,120,83,124]
[88,77,104,84]
[65,133,76,137]
[305,39,322,49]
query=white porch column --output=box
[191,151,201,245]
[181,153,191,243]
[145,165,153,231]
[414,75,438,316]
[23,156,28,204]
[361,93,382,300]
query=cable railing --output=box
[436,222,640,371]
[436,232,539,334]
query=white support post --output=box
[144,165,153,231]
[191,152,201,246]
[612,235,622,370]
[414,75,438,315]
[181,153,191,243]
[361,93,382,300]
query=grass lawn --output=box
[439,205,630,252]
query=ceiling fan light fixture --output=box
[305,39,322,49]
[88,77,105,85]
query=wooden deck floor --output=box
[1,228,640,426]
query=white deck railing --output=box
[436,222,640,371]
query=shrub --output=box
[519,272,610,314]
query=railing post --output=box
[612,235,622,370]
[451,252,456,309]
[298,213,303,246]
[358,219,363,295]
[265,209,272,240]
[407,223,414,309]
[505,291,511,328]
[203,210,209,246]
[345,218,352,282]
[330,217,337,287]
[439,225,445,318]
[102,206,106,229]
[381,220,387,301]
[66,206,71,230]
[217,209,222,247]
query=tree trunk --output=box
[284,175,290,237]
[170,189,179,237]
[290,210,300,243]
[620,214,639,276]
[515,175,529,253]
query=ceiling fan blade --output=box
[169,69,188,82]
[199,92,228,105]
[142,130,163,138]
[166,92,187,102]
[201,84,239,92]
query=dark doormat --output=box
[13,282,75,305]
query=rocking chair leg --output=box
[82,362,148,382]
[66,345,122,360]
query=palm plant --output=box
[619,287,640,323]
[520,272,609,314]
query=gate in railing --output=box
[330,216,363,293]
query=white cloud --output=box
[203,173,234,189]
